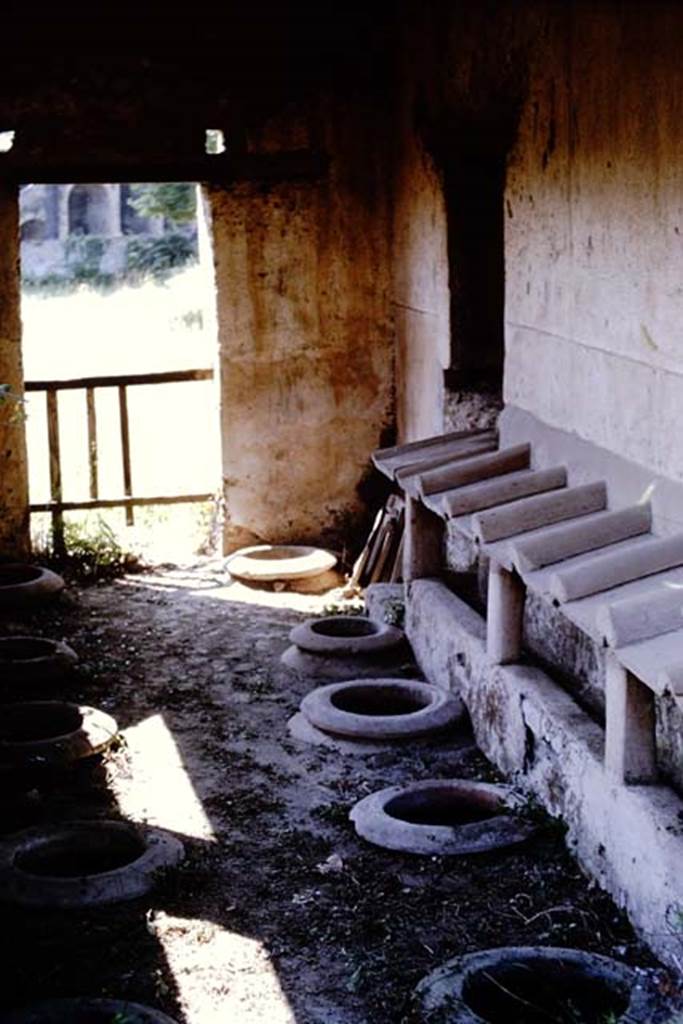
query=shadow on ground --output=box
[0,564,662,1024]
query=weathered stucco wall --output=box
[209,99,395,552]
[505,3,683,490]
[392,91,449,442]
[391,2,535,443]
[0,182,30,557]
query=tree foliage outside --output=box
[127,183,197,225]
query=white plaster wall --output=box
[392,88,449,442]
[505,4,683,494]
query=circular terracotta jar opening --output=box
[0,702,118,767]
[0,820,184,906]
[290,616,405,656]
[0,636,78,685]
[1,999,179,1024]
[0,565,65,608]
[226,545,337,582]
[300,678,463,740]
[415,947,664,1024]
[311,617,378,638]
[351,780,536,855]
[0,701,82,742]
[16,827,145,878]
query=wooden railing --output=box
[25,368,215,553]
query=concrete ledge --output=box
[406,578,683,971]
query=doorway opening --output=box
[442,150,506,431]
[20,181,221,568]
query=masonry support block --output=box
[604,655,658,785]
[487,559,525,664]
[404,495,443,581]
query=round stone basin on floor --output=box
[300,679,463,740]
[0,566,43,587]
[311,617,378,638]
[2,998,179,1024]
[290,616,404,655]
[0,702,82,743]
[415,947,665,1023]
[350,780,535,855]
[0,702,118,767]
[226,545,337,582]
[331,681,429,716]
[0,637,78,686]
[0,565,65,608]
[0,820,185,906]
[386,784,502,826]
[16,828,146,878]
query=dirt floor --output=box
[0,563,676,1023]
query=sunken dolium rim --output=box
[0,565,65,608]
[1,999,179,1024]
[225,545,337,581]
[300,678,463,740]
[290,615,404,655]
[0,702,118,767]
[0,820,185,907]
[280,644,415,681]
[350,779,536,855]
[0,636,78,684]
[413,946,667,1024]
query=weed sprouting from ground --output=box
[33,514,143,584]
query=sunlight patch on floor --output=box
[150,913,297,1024]
[115,564,361,616]
[115,712,216,841]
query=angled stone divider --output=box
[472,481,608,543]
[0,565,65,608]
[350,779,535,855]
[372,427,497,478]
[512,503,652,573]
[436,466,566,518]
[0,820,184,907]
[393,434,498,483]
[549,533,683,603]
[416,443,531,499]
[597,583,683,648]
[414,947,669,1023]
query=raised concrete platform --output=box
[406,578,683,971]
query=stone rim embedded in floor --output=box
[0,636,78,687]
[0,565,65,608]
[299,678,464,739]
[0,701,118,767]
[1,999,179,1024]
[280,643,416,681]
[287,709,475,754]
[0,820,185,907]
[225,544,337,582]
[350,779,536,855]
[290,615,404,655]
[414,946,669,1023]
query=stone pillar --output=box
[403,495,443,581]
[57,185,71,240]
[0,180,30,557]
[87,184,121,236]
[604,654,657,784]
[486,559,525,664]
